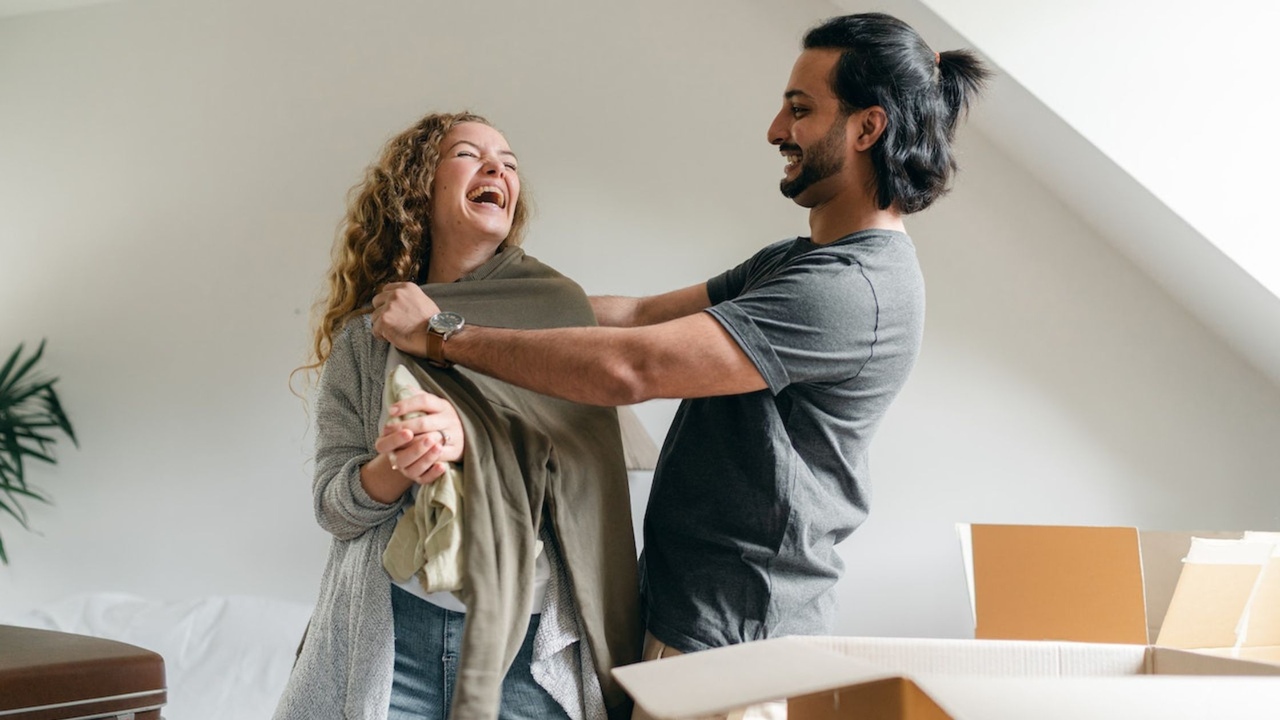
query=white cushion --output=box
[5,593,312,720]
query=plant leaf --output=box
[0,338,72,565]
[3,379,58,408]
[0,492,31,528]
[11,427,57,444]
[42,389,77,446]
[3,483,47,504]
[0,343,23,392]
[0,452,19,479]
[2,431,53,463]
[0,339,45,395]
[12,445,55,465]
[0,436,26,482]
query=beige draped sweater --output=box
[414,248,639,719]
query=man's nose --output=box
[767,112,787,146]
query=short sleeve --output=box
[705,249,880,394]
[707,238,795,306]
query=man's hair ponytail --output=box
[937,50,991,140]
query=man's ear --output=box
[850,106,888,152]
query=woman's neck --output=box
[426,238,503,284]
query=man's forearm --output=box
[446,325,646,406]
[589,295,642,328]
[590,284,712,328]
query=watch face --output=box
[430,311,465,334]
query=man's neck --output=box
[808,198,905,245]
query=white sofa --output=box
[4,592,313,720]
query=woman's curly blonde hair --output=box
[302,111,530,375]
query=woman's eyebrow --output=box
[445,140,518,161]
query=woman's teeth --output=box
[466,185,506,208]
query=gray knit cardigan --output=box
[274,253,640,719]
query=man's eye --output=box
[791,106,807,117]
[504,163,518,171]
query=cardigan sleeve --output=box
[311,316,403,540]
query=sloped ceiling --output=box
[828,0,1280,389]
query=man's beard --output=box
[780,116,847,200]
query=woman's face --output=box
[429,122,521,249]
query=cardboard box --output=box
[614,635,1280,719]
[956,524,1280,660]
[1159,532,1280,663]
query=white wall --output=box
[915,0,1280,297]
[2,0,1280,643]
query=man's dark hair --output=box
[804,13,991,213]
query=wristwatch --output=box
[426,311,465,368]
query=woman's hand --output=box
[375,391,466,485]
[371,283,441,358]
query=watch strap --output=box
[426,327,452,368]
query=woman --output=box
[275,112,640,720]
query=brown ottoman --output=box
[0,624,166,720]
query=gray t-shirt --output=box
[640,229,925,652]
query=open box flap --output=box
[913,675,1280,720]
[1240,545,1280,648]
[1136,530,1241,642]
[802,635,1147,677]
[1148,646,1280,676]
[1156,537,1275,649]
[956,524,976,630]
[612,637,897,719]
[962,524,1148,644]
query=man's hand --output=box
[371,282,439,358]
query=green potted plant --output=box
[0,340,77,564]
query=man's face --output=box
[767,49,852,207]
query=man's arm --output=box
[444,312,766,406]
[371,281,764,406]
[589,284,711,327]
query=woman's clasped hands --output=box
[375,390,466,485]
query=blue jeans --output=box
[388,584,572,720]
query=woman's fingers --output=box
[417,461,449,485]
[387,391,451,419]
[381,391,465,467]
[373,427,415,454]
[383,415,446,438]
[401,436,444,480]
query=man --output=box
[373,12,989,666]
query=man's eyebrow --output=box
[446,140,518,161]
[784,90,813,102]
